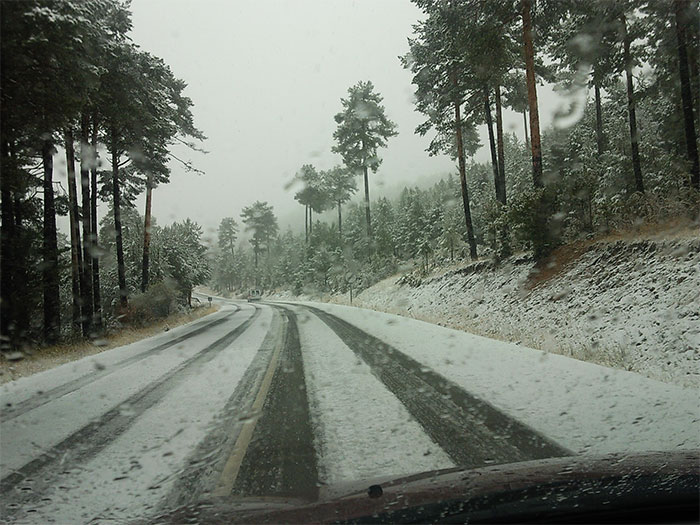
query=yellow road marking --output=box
[213,313,286,497]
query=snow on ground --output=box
[0,304,237,407]
[304,302,700,457]
[20,305,272,524]
[1,307,248,475]
[337,236,700,388]
[293,306,454,484]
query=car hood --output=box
[155,450,699,524]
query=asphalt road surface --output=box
[0,296,643,524]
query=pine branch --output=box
[174,136,209,154]
[167,152,205,175]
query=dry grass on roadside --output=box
[596,216,699,242]
[526,217,699,289]
[0,305,220,385]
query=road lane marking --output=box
[213,313,286,497]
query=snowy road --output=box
[1,299,698,523]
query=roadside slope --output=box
[335,232,700,388]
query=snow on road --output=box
[3,297,697,524]
[1,304,271,524]
[293,306,454,484]
[1,307,247,474]
[302,302,700,456]
[0,304,238,408]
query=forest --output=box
[1,0,699,352]
[1,1,209,350]
[209,0,699,297]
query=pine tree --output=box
[293,164,325,240]
[404,2,481,259]
[161,219,211,306]
[241,201,278,275]
[218,218,239,257]
[333,81,397,241]
[322,165,358,238]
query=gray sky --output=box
[127,0,572,235]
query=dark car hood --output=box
[155,450,699,524]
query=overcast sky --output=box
[127,0,572,236]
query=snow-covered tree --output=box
[161,219,210,306]
[333,81,397,240]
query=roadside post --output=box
[345,271,354,305]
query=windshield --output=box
[1,0,698,523]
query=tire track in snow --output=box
[229,307,319,500]
[286,304,454,485]
[301,304,571,468]
[1,306,241,422]
[0,306,260,518]
[160,307,285,509]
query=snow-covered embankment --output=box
[336,234,700,388]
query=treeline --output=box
[210,0,699,297]
[211,175,467,295]
[1,0,207,350]
[404,0,699,259]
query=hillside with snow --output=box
[325,228,700,388]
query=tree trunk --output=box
[494,84,507,205]
[1,139,16,345]
[42,139,61,343]
[621,14,645,193]
[90,114,102,330]
[309,207,313,234]
[484,88,500,196]
[453,71,477,260]
[304,205,308,242]
[674,0,700,188]
[337,199,342,237]
[141,176,153,292]
[494,85,511,258]
[522,0,551,259]
[111,136,128,308]
[686,0,700,127]
[10,177,31,342]
[65,128,84,333]
[6,146,33,348]
[79,113,93,335]
[523,110,530,150]
[363,163,372,238]
[522,0,543,187]
[594,80,605,155]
